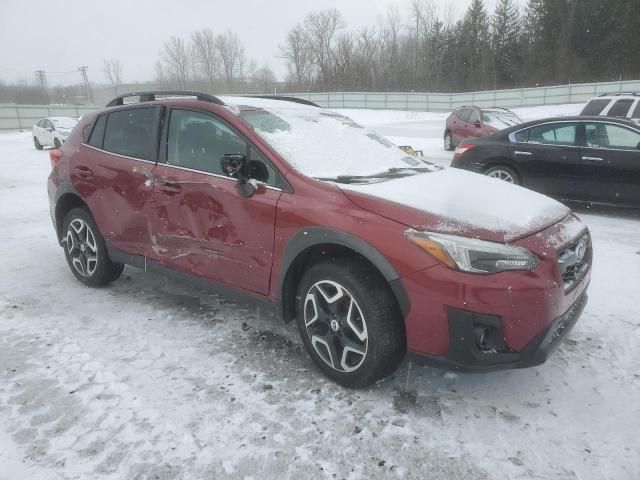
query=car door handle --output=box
[158,180,182,195]
[74,165,93,179]
[514,151,533,156]
[582,156,604,162]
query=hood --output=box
[340,168,570,243]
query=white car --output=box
[581,93,640,120]
[32,117,78,150]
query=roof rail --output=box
[597,92,640,97]
[245,95,321,108]
[106,90,225,107]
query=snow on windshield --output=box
[482,111,522,129]
[51,117,78,129]
[239,106,428,179]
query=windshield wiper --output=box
[317,167,433,184]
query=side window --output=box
[45,120,53,130]
[468,110,480,124]
[249,147,278,185]
[167,109,246,175]
[607,99,634,117]
[631,102,640,119]
[103,107,158,160]
[88,114,107,148]
[581,99,610,116]
[585,123,640,150]
[457,109,471,122]
[527,124,577,146]
[514,128,530,143]
[37,119,45,128]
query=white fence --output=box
[2,79,640,130]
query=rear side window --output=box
[607,99,634,117]
[103,107,159,160]
[515,123,577,146]
[87,115,107,148]
[581,99,610,116]
[631,103,640,119]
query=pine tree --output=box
[460,0,491,90]
[492,0,521,87]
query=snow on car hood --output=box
[340,168,570,243]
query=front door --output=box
[152,108,281,295]
[576,121,640,206]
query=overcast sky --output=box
[0,0,526,86]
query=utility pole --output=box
[78,66,94,105]
[35,70,47,89]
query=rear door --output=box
[576,121,640,205]
[73,107,161,257]
[508,122,581,198]
[151,107,282,295]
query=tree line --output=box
[279,0,640,93]
[2,0,640,104]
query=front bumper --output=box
[408,291,588,372]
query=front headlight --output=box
[406,230,540,274]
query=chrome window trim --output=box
[80,143,282,192]
[509,119,640,151]
[81,143,156,164]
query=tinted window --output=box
[167,109,246,176]
[457,109,471,122]
[468,110,480,124]
[103,107,158,160]
[515,124,577,145]
[581,99,610,116]
[585,123,640,150]
[607,99,634,117]
[631,102,640,119]
[88,114,107,148]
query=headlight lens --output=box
[406,230,540,274]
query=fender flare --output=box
[278,227,410,318]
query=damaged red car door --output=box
[151,108,280,295]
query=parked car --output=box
[580,93,640,120]
[451,116,640,207]
[33,116,78,149]
[48,91,591,388]
[444,106,522,151]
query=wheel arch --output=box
[278,227,409,324]
[54,187,88,242]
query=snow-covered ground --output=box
[336,103,585,165]
[1,103,639,480]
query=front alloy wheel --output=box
[485,165,520,185]
[66,218,98,277]
[303,280,368,373]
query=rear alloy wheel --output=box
[444,132,454,151]
[296,258,405,388]
[62,208,124,287]
[34,136,43,150]
[54,137,62,148]
[485,165,520,185]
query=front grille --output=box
[557,233,591,290]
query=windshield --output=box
[240,107,435,181]
[51,117,78,129]
[482,111,522,128]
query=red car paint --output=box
[49,98,590,367]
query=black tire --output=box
[295,257,406,388]
[62,207,124,287]
[444,131,454,151]
[34,136,43,150]
[485,165,521,185]
[53,137,62,149]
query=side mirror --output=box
[220,153,256,198]
[474,121,482,129]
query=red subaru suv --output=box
[48,91,591,388]
[444,106,522,151]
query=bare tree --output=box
[304,9,345,88]
[102,58,123,94]
[191,29,219,90]
[280,24,313,89]
[160,36,191,89]
[253,64,276,94]
[215,31,245,92]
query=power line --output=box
[78,66,94,105]
[35,70,47,89]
